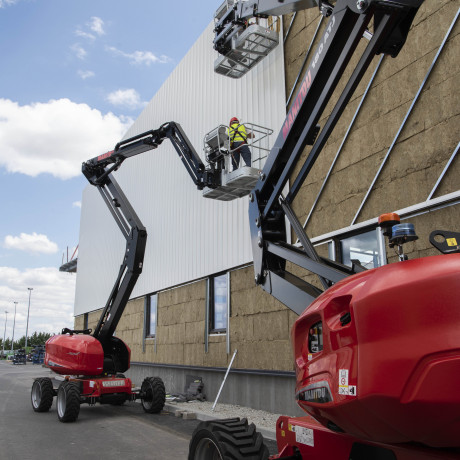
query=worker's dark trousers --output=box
[231,142,251,170]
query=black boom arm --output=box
[82,122,217,346]
[248,0,423,315]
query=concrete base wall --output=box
[126,363,304,417]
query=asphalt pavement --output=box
[0,360,278,459]
[0,360,198,459]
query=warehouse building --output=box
[74,1,459,415]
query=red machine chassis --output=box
[272,416,460,460]
[64,375,137,404]
[292,254,460,448]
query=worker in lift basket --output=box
[228,117,253,170]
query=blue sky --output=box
[0,0,220,341]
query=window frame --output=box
[208,272,230,335]
[337,227,385,269]
[145,293,158,339]
[313,227,387,269]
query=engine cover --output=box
[45,334,104,375]
[292,253,460,448]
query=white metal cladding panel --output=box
[74,21,286,315]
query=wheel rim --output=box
[31,382,41,408]
[142,383,153,410]
[194,438,223,460]
[57,387,66,418]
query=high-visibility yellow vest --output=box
[229,123,248,144]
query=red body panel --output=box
[77,376,133,397]
[273,416,460,459]
[292,253,460,448]
[45,334,105,375]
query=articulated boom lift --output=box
[189,1,460,459]
[31,123,231,422]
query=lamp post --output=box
[11,302,18,353]
[2,310,8,358]
[25,288,33,356]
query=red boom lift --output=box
[30,123,223,422]
[187,0,460,459]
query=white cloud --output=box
[106,46,170,65]
[4,232,58,254]
[0,98,131,179]
[0,0,19,7]
[88,16,105,36]
[78,69,95,80]
[106,89,147,110]
[75,17,105,41]
[75,29,95,40]
[71,43,87,60]
[73,201,82,208]
[0,266,76,336]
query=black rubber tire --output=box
[31,377,54,412]
[56,381,81,423]
[140,376,166,413]
[188,418,269,460]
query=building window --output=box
[339,229,383,269]
[313,239,335,261]
[83,313,88,330]
[210,273,228,333]
[146,293,158,338]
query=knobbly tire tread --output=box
[141,376,166,413]
[57,381,81,423]
[31,377,54,412]
[188,417,269,460]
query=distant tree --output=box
[2,332,55,352]
[0,338,12,350]
[16,335,26,349]
[30,331,52,346]
[30,331,39,345]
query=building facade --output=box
[74,1,459,416]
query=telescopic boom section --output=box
[82,122,215,347]
[248,0,424,315]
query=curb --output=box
[163,403,277,441]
